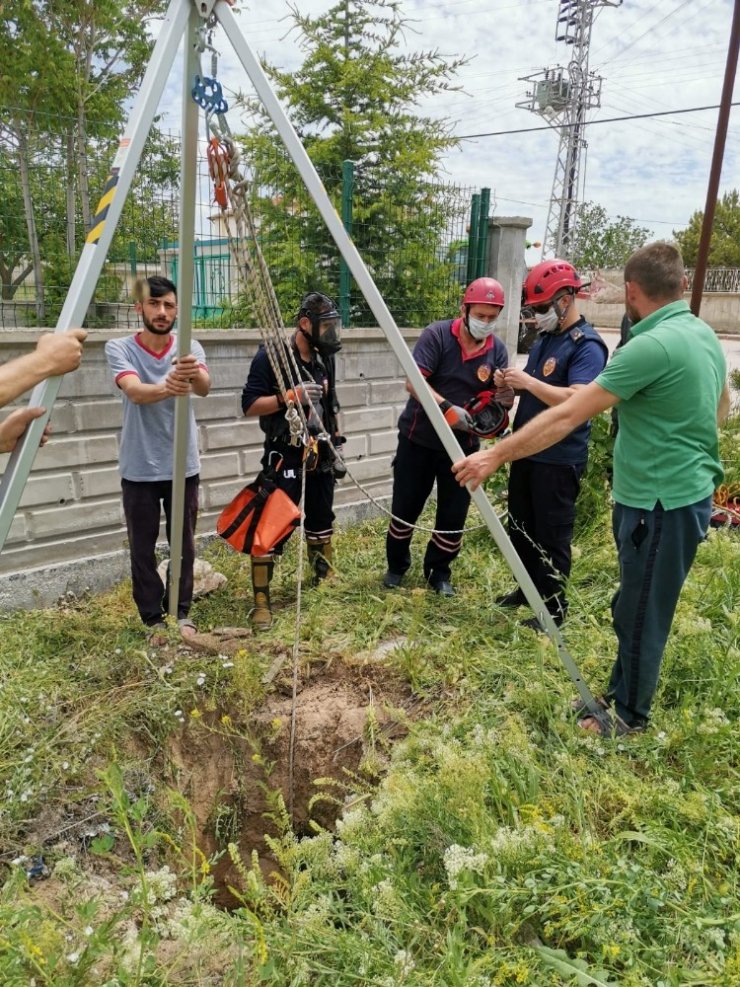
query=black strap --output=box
[220,472,278,551]
[220,484,265,540]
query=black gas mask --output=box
[298,293,342,358]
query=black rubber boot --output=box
[307,539,333,585]
[250,557,274,630]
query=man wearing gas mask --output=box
[495,260,607,628]
[241,292,344,628]
[383,277,514,596]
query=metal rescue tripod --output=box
[0,0,609,729]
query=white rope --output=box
[288,459,308,823]
[336,452,505,534]
[206,126,317,825]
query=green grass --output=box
[0,413,738,986]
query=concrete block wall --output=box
[0,327,420,610]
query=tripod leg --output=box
[0,0,193,554]
[168,1,202,618]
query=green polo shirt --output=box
[595,300,725,510]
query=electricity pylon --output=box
[518,0,622,259]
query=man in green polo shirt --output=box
[453,242,730,736]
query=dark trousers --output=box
[386,433,471,582]
[607,497,711,725]
[121,475,200,626]
[263,445,335,549]
[507,458,585,616]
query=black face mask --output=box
[299,308,342,356]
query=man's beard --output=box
[625,302,641,326]
[142,312,175,335]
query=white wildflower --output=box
[443,844,488,890]
[372,878,403,920]
[697,707,730,735]
[394,949,415,974]
[294,894,333,931]
[332,840,360,873]
[136,865,178,905]
[335,806,366,839]
[706,927,726,951]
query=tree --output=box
[0,4,73,319]
[234,0,468,327]
[0,2,172,321]
[570,202,650,271]
[674,190,740,267]
[36,0,167,232]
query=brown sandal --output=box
[577,712,645,737]
[146,623,168,647]
[178,618,198,638]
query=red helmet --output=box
[463,277,505,308]
[523,260,582,306]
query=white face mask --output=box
[467,316,497,340]
[533,308,560,334]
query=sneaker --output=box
[496,588,527,608]
[383,570,404,589]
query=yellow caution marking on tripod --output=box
[86,170,119,244]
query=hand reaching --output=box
[440,400,474,432]
[0,407,50,453]
[285,381,323,407]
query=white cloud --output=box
[147,0,739,259]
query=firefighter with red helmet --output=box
[383,277,514,596]
[494,259,608,627]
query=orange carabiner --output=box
[207,137,230,208]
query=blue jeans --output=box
[607,497,711,725]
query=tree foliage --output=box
[0,1,174,321]
[234,0,468,327]
[674,189,740,267]
[570,202,650,272]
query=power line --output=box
[458,101,740,139]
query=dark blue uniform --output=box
[387,318,512,585]
[508,318,607,619]
[241,342,335,549]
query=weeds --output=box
[0,412,738,985]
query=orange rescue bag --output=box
[216,472,301,557]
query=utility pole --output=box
[518,0,622,259]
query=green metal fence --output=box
[1,118,482,330]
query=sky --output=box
[154,0,739,265]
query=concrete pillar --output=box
[486,215,532,359]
